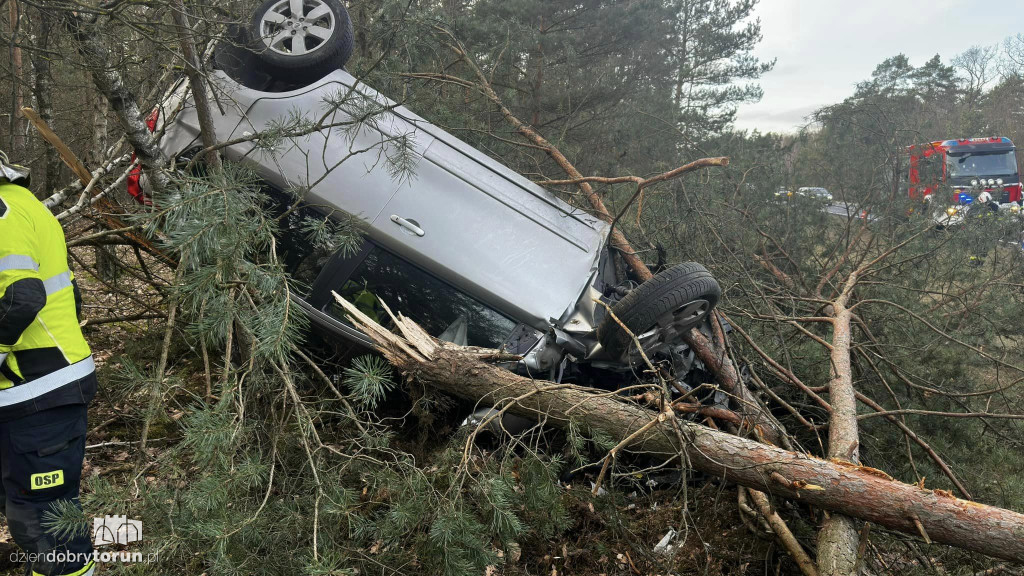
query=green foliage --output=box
[566,419,588,466]
[518,454,570,538]
[427,506,495,576]
[41,499,91,541]
[299,212,364,261]
[342,355,395,409]
[141,163,307,364]
[482,473,525,543]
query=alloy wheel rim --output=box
[260,0,336,56]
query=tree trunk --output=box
[818,275,863,575]
[21,107,174,266]
[66,15,171,195]
[335,294,1024,564]
[169,0,221,169]
[75,60,119,280]
[747,488,819,576]
[530,16,544,127]
[690,317,783,444]
[29,8,60,195]
[8,0,25,156]
[673,2,690,109]
[84,81,109,169]
[355,0,369,59]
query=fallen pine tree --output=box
[333,294,1024,565]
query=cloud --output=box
[733,0,1024,134]
[735,103,821,134]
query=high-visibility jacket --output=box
[0,182,95,419]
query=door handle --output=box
[390,215,425,237]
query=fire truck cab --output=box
[908,137,1021,224]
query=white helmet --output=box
[0,150,30,186]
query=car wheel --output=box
[249,0,354,83]
[597,262,721,360]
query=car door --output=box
[367,137,606,330]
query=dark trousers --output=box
[0,403,91,575]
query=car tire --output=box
[597,262,721,359]
[249,0,354,84]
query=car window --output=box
[262,187,339,297]
[327,246,518,349]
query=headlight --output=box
[971,179,979,187]
[988,178,996,186]
[997,178,1004,185]
[946,206,958,216]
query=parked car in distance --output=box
[797,187,833,202]
[143,0,725,399]
[774,186,832,203]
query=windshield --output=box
[329,246,518,349]
[946,151,1018,179]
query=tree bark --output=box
[690,316,784,444]
[21,107,174,266]
[169,0,221,169]
[65,14,171,195]
[29,8,60,194]
[8,0,25,156]
[355,0,369,58]
[529,16,544,127]
[818,274,863,575]
[84,79,109,169]
[444,38,791,448]
[334,294,1024,564]
[79,74,118,280]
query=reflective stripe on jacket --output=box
[0,182,93,411]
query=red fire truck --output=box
[908,137,1021,223]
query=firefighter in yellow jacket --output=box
[0,154,96,576]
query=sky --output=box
[733,0,1024,134]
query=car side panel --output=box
[368,138,603,329]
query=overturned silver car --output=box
[146,0,722,393]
